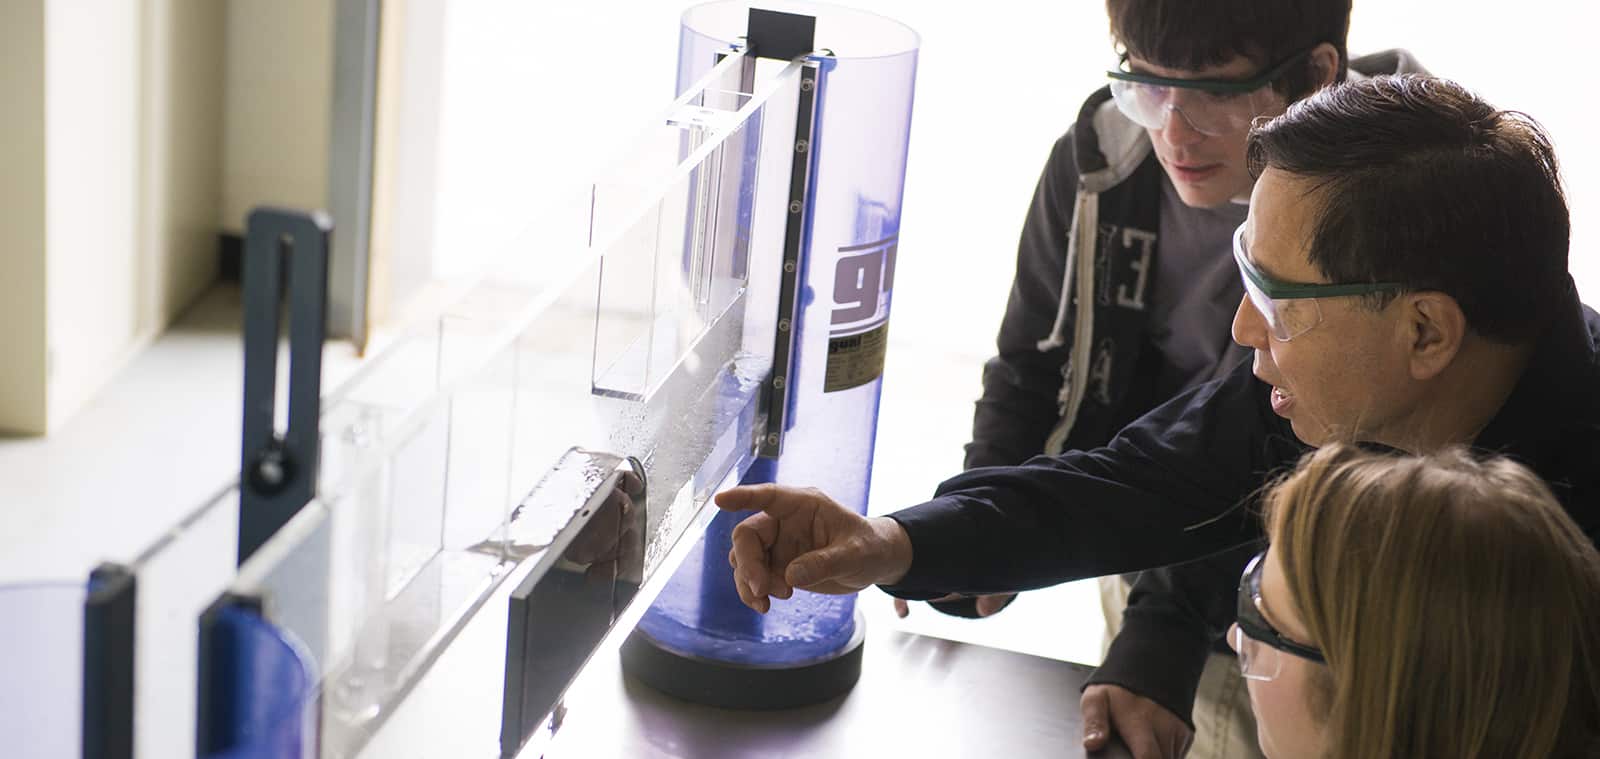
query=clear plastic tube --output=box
[640,0,918,668]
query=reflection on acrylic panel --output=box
[499,451,648,759]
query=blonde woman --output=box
[1231,444,1600,758]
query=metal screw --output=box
[773,376,786,390]
[778,318,791,332]
[258,458,284,486]
[789,200,803,213]
[801,78,814,92]
[766,433,780,446]
[784,261,796,273]
[248,444,293,495]
[795,139,809,153]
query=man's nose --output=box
[1158,105,1207,149]
[1232,293,1267,349]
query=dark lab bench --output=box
[545,622,1134,759]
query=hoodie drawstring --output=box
[1039,180,1098,455]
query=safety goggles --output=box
[1233,224,1403,341]
[1106,49,1311,137]
[1233,551,1325,682]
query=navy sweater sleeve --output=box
[885,359,1296,597]
[964,133,1079,470]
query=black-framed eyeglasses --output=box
[1233,550,1325,681]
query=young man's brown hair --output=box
[1106,0,1353,98]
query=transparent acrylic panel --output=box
[379,396,448,600]
[2,482,245,759]
[0,581,85,759]
[438,311,519,553]
[590,52,761,402]
[208,49,804,758]
[130,486,241,759]
[23,481,246,759]
[317,321,447,503]
[587,50,753,250]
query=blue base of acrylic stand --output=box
[620,609,864,710]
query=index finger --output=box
[729,512,779,597]
[713,483,819,518]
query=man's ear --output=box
[1404,292,1467,381]
[1310,42,1340,89]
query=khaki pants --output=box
[1099,576,1264,759]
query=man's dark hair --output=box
[1106,0,1352,100]
[1247,75,1570,343]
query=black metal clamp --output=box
[238,208,333,565]
[748,8,821,459]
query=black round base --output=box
[620,614,866,710]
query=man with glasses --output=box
[921,0,1418,756]
[716,75,1600,759]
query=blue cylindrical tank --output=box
[200,606,317,759]
[631,0,918,703]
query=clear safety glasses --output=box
[1232,224,1402,341]
[1106,49,1310,137]
[1233,551,1326,682]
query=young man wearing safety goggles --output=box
[916,2,1421,757]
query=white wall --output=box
[1348,1,1597,301]
[220,0,335,232]
[430,2,687,279]
[45,0,143,429]
[369,0,448,324]
[142,0,227,330]
[0,1,49,434]
[0,0,224,435]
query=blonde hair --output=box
[1264,444,1600,759]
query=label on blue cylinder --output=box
[824,235,897,392]
[824,323,889,392]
